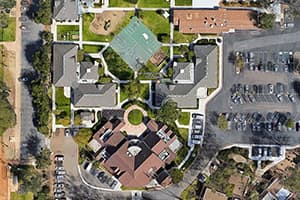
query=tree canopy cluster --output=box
[0,81,16,135]
[157,100,180,127]
[258,13,276,29]
[0,0,16,11]
[30,33,52,135]
[11,165,51,200]
[33,0,52,25]
[35,148,51,169]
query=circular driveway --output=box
[121,105,148,137]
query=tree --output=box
[286,118,294,129]
[125,79,142,100]
[33,0,52,25]
[0,81,16,135]
[218,114,228,131]
[258,13,275,29]
[0,0,16,11]
[41,31,53,44]
[73,129,93,148]
[36,148,51,169]
[0,13,8,28]
[77,49,85,62]
[170,168,184,184]
[157,100,180,126]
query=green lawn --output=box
[11,192,33,200]
[137,61,165,80]
[82,45,104,53]
[109,0,136,7]
[128,109,143,125]
[178,112,190,125]
[55,87,71,126]
[173,30,198,43]
[138,0,169,8]
[57,25,79,41]
[175,0,192,6]
[178,128,189,142]
[139,11,170,43]
[120,83,149,102]
[0,17,16,41]
[82,12,134,42]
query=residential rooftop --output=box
[155,45,218,108]
[53,0,79,21]
[173,8,258,34]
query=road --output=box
[20,1,46,161]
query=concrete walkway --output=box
[121,105,148,136]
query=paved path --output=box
[121,105,148,136]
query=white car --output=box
[55,155,64,161]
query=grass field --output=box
[55,87,71,126]
[180,180,197,200]
[178,112,190,125]
[138,0,169,8]
[173,30,198,43]
[178,128,189,142]
[137,60,165,80]
[175,0,192,6]
[82,45,104,53]
[11,192,33,200]
[128,109,143,125]
[57,25,79,41]
[0,17,16,41]
[140,11,170,43]
[109,0,136,7]
[82,12,134,42]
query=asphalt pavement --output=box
[20,6,46,160]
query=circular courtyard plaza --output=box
[121,105,148,136]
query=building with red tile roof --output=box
[173,8,258,34]
[88,119,182,188]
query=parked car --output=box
[288,94,296,103]
[55,170,66,175]
[64,128,71,137]
[268,84,274,94]
[55,155,64,161]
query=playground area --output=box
[89,11,126,35]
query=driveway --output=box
[50,129,131,199]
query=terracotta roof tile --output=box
[174,8,258,34]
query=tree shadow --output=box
[25,0,39,20]
[24,40,43,64]
[26,132,41,157]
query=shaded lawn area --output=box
[137,61,164,80]
[0,17,16,41]
[109,0,136,7]
[175,0,192,6]
[178,128,189,142]
[138,0,169,8]
[173,30,198,43]
[178,112,190,125]
[175,145,189,165]
[55,87,71,126]
[11,192,33,200]
[128,109,143,125]
[120,83,149,102]
[103,47,134,80]
[82,44,104,53]
[57,25,79,41]
[139,11,170,43]
[82,12,134,42]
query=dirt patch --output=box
[228,153,247,163]
[89,11,126,35]
[0,141,9,200]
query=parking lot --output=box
[190,113,204,145]
[81,161,120,190]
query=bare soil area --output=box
[90,11,126,35]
